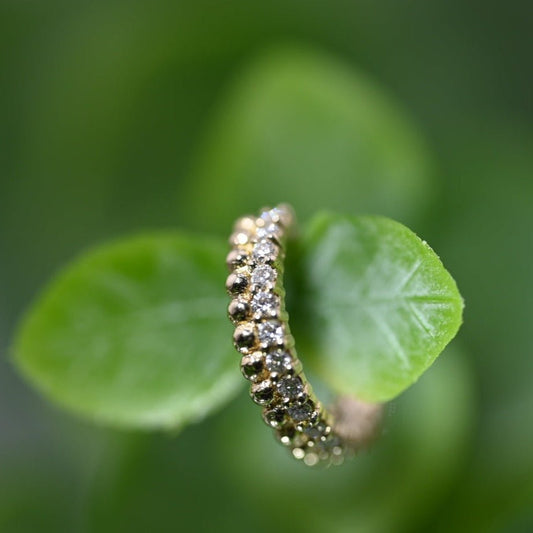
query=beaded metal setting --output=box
[226,204,365,466]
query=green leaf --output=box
[291,213,464,402]
[182,46,435,233]
[12,232,240,429]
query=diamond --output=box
[252,240,278,263]
[251,291,279,318]
[256,223,282,240]
[260,206,293,227]
[287,402,314,422]
[257,320,284,347]
[265,350,292,374]
[277,376,304,400]
[251,265,277,289]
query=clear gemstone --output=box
[252,240,278,263]
[251,265,277,289]
[257,320,284,346]
[251,291,279,318]
[260,206,293,227]
[288,403,314,422]
[265,350,292,374]
[277,377,304,399]
[256,223,281,240]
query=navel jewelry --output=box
[226,204,382,466]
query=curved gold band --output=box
[226,205,382,466]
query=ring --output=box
[226,204,382,466]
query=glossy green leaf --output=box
[183,46,435,233]
[12,233,239,429]
[292,212,464,402]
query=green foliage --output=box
[293,213,463,402]
[11,47,455,430]
[1,3,530,531]
[13,233,239,429]
[183,47,434,232]
[12,215,462,427]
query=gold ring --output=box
[226,205,382,466]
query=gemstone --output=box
[260,206,293,227]
[252,240,278,263]
[228,299,250,322]
[262,406,286,428]
[233,323,255,350]
[277,377,304,400]
[256,222,282,240]
[225,272,248,295]
[240,352,264,382]
[287,402,314,422]
[251,291,279,318]
[251,265,277,289]
[265,350,292,375]
[250,380,275,405]
[257,320,284,347]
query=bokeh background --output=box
[1,1,532,532]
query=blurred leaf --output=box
[293,213,463,402]
[12,233,240,429]
[183,46,434,233]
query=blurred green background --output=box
[1,1,532,532]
